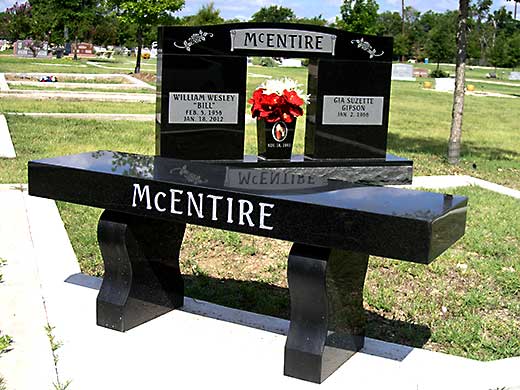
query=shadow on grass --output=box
[184,274,431,350]
[388,132,520,161]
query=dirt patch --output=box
[131,72,156,84]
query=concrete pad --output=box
[0,73,9,91]
[0,188,57,390]
[393,175,520,199]
[8,81,151,90]
[0,114,16,158]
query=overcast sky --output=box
[1,0,517,21]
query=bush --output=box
[251,57,278,67]
[430,69,449,78]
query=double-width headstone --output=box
[391,63,416,81]
[157,23,393,161]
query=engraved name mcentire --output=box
[131,183,275,231]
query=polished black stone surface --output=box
[28,151,467,264]
[305,59,392,159]
[157,23,394,161]
[284,245,368,383]
[97,211,185,331]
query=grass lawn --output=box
[414,62,520,84]
[1,59,519,361]
[0,99,155,114]
[0,55,156,74]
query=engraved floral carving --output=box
[351,38,384,59]
[174,30,214,52]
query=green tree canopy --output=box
[112,0,184,72]
[182,2,224,26]
[339,0,379,34]
[250,5,295,23]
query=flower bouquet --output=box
[248,78,309,160]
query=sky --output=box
[175,0,518,22]
[0,0,517,20]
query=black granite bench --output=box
[28,150,467,383]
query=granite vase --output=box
[257,118,296,160]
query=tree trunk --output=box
[401,0,405,62]
[73,35,78,61]
[135,27,143,74]
[448,0,469,165]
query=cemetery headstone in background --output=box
[509,71,520,81]
[391,63,416,81]
[14,40,48,58]
[413,68,429,78]
[71,42,95,57]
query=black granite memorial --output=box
[27,22,469,385]
[157,23,393,162]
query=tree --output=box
[182,2,224,26]
[448,0,470,165]
[2,2,33,41]
[425,11,457,69]
[114,0,185,73]
[296,15,328,26]
[250,5,295,23]
[339,0,379,34]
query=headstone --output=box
[509,72,520,81]
[280,58,302,67]
[14,40,48,58]
[157,23,393,161]
[391,64,416,81]
[413,68,429,78]
[72,42,94,56]
[435,77,455,92]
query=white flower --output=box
[258,77,310,104]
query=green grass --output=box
[0,334,12,354]
[0,55,156,74]
[0,99,155,114]
[388,81,520,189]
[0,117,154,184]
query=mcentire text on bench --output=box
[131,183,275,231]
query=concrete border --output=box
[394,175,520,199]
[0,114,16,158]
[0,73,9,91]
[7,81,150,90]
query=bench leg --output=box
[284,244,369,383]
[96,210,186,332]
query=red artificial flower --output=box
[249,87,306,123]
